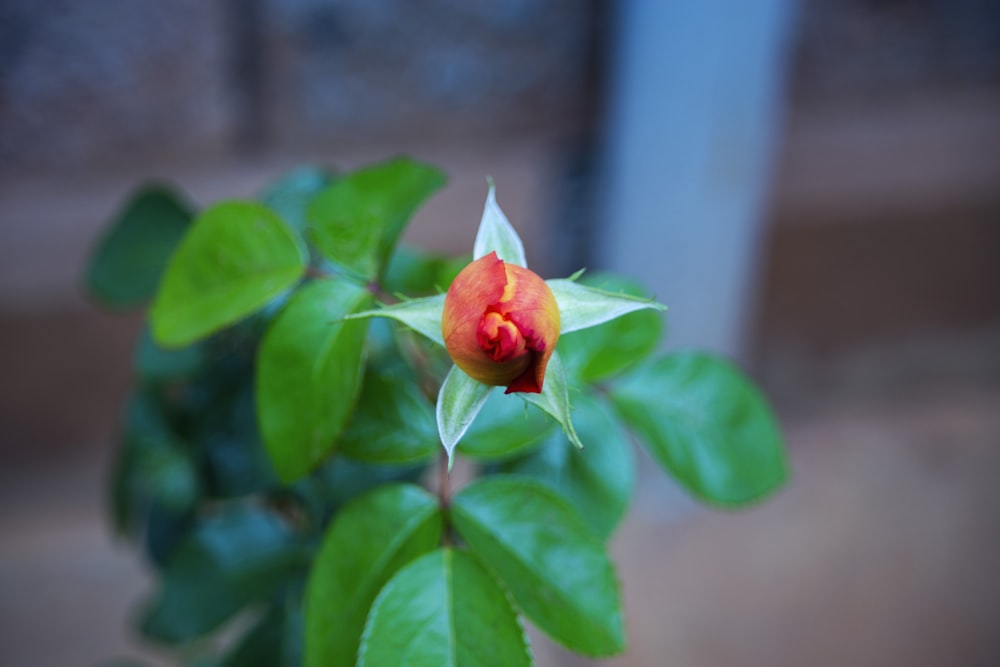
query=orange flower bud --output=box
[442,252,560,393]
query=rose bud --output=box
[442,251,560,394]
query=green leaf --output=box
[305,484,441,667]
[358,549,533,667]
[222,583,304,667]
[520,352,582,449]
[504,392,634,539]
[346,294,445,346]
[143,504,194,570]
[110,391,201,535]
[547,277,665,335]
[221,607,284,667]
[151,201,308,347]
[141,505,305,643]
[133,325,205,384]
[610,352,788,506]
[297,458,427,519]
[473,183,527,268]
[199,383,278,499]
[86,184,193,308]
[436,365,492,465]
[257,279,372,482]
[261,166,337,234]
[556,274,664,383]
[307,157,446,281]
[340,364,439,464]
[110,391,173,536]
[451,477,624,656]
[459,389,555,461]
[382,246,469,296]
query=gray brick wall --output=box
[0,0,596,173]
[0,0,230,172]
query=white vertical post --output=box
[598,0,796,360]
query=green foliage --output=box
[339,363,439,464]
[151,201,308,347]
[256,279,372,482]
[307,157,446,281]
[261,166,337,235]
[504,391,634,540]
[305,484,441,667]
[87,185,193,308]
[358,549,532,667]
[141,504,306,643]
[86,157,788,667]
[382,246,468,296]
[556,274,663,383]
[611,352,788,506]
[458,388,555,461]
[451,477,625,656]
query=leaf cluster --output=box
[86,158,787,666]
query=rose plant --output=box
[86,157,787,667]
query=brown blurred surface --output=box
[4,382,999,666]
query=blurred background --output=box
[1,0,999,665]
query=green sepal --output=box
[345,294,445,346]
[555,273,664,383]
[546,277,665,334]
[473,182,527,268]
[436,365,492,466]
[520,352,582,449]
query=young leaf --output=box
[555,274,663,383]
[150,201,308,347]
[451,477,625,656]
[504,392,634,540]
[256,280,372,482]
[546,278,665,334]
[519,352,582,449]
[86,184,194,308]
[459,388,556,461]
[340,365,439,464]
[307,157,446,281]
[141,505,306,643]
[305,484,441,667]
[473,183,527,268]
[610,352,789,506]
[358,549,533,667]
[436,364,492,465]
[345,294,445,346]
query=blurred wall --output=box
[0,0,596,174]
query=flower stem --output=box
[438,450,452,546]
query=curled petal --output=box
[442,252,560,393]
